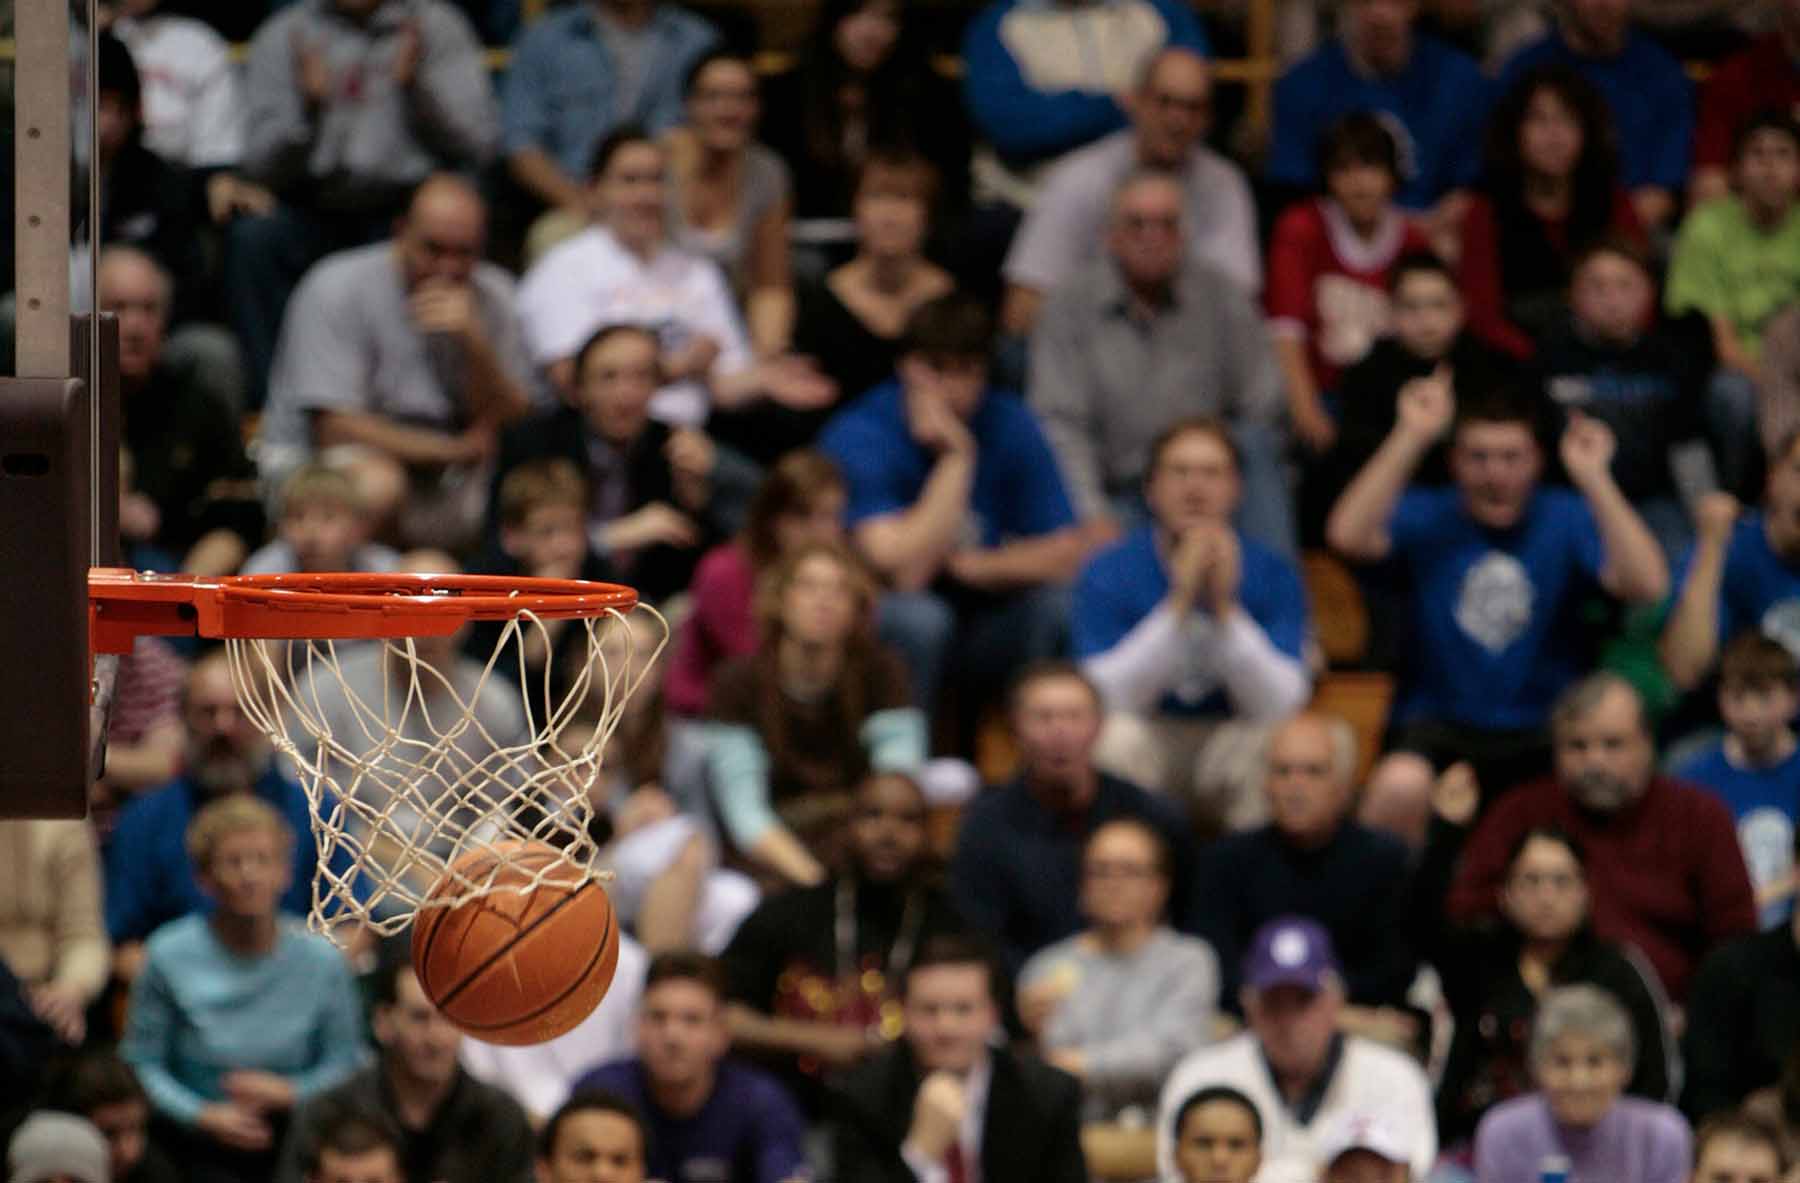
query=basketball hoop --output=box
[87,568,665,946]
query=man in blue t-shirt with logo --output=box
[1327,370,1667,800]
[1074,417,1313,831]
[1663,430,1800,692]
[820,292,1089,730]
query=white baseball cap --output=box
[1319,1111,1410,1167]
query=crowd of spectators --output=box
[12,0,1800,1182]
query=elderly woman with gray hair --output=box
[1472,984,1691,1183]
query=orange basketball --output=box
[411,839,619,1046]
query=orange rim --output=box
[89,567,639,653]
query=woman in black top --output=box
[1427,826,1676,1149]
[711,149,951,464]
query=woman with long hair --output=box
[759,0,969,257]
[1430,827,1675,1154]
[1458,65,1646,359]
[702,540,926,888]
[665,450,849,716]
[664,49,797,357]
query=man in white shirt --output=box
[1001,47,1260,336]
[1156,918,1436,1183]
[834,935,1087,1183]
[515,127,828,428]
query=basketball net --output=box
[224,606,665,945]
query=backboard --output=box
[0,1,117,818]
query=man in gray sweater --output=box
[1029,168,1292,556]
[1017,817,1220,1121]
[225,0,502,407]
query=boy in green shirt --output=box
[1668,112,1800,382]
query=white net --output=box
[224,605,666,945]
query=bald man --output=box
[1002,48,1260,336]
[260,175,536,551]
[1192,713,1418,1014]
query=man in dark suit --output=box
[833,935,1087,1183]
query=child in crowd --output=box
[1267,112,1431,457]
[1533,236,1718,555]
[1667,112,1800,386]
[1306,252,1520,542]
[240,464,400,576]
[1688,1113,1788,1183]
[467,458,616,688]
[1675,632,1800,928]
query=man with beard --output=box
[103,650,360,981]
[1328,375,1667,803]
[1662,430,1800,690]
[721,772,965,1115]
[1445,673,1755,1002]
[274,955,535,1183]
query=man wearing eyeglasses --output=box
[1017,818,1220,1121]
[1193,714,1419,1029]
[1003,47,1261,338]
[259,174,537,551]
[1028,168,1292,557]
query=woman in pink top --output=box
[666,451,849,715]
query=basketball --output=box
[411,839,620,1046]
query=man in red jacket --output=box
[1446,672,1755,1001]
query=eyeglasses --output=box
[1148,90,1209,116]
[1082,861,1160,881]
[1117,213,1182,233]
[1511,870,1581,891]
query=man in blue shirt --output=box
[1075,417,1312,832]
[1498,0,1693,232]
[1662,432,1800,691]
[104,650,359,974]
[571,953,809,1183]
[1327,373,1667,800]
[501,0,718,220]
[820,292,1088,724]
[1267,0,1489,216]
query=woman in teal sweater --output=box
[704,540,927,887]
[121,794,367,1183]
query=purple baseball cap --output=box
[1242,916,1341,992]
